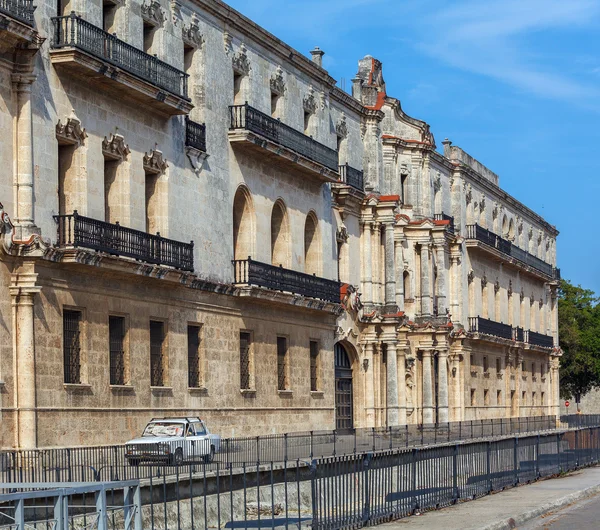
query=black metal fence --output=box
[0,0,34,25]
[185,117,207,152]
[338,164,364,190]
[0,417,560,484]
[434,213,455,234]
[51,13,189,98]
[466,224,555,278]
[468,316,554,347]
[54,212,194,272]
[526,330,555,348]
[233,257,341,304]
[229,104,339,171]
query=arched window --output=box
[233,186,255,261]
[271,200,291,268]
[304,211,321,275]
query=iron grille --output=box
[63,310,81,384]
[434,213,455,234]
[229,104,339,172]
[109,316,126,386]
[150,321,165,387]
[277,337,288,391]
[338,164,364,190]
[187,325,201,388]
[310,341,319,392]
[232,258,340,304]
[466,224,554,277]
[240,332,251,390]
[51,14,189,99]
[0,0,34,25]
[54,212,194,272]
[185,117,207,153]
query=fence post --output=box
[309,460,319,530]
[389,426,393,450]
[575,429,580,468]
[557,432,561,474]
[513,436,519,486]
[284,433,288,463]
[487,441,492,494]
[411,448,418,514]
[96,486,108,530]
[333,429,337,457]
[536,434,540,478]
[362,453,372,524]
[310,431,314,459]
[453,444,459,503]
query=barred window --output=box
[63,310,82,384]
[240,332,251,390]
[150,321,165,387]
[188,325,201,388]
[310,341,319,392]
[277,336,288,391]
[109,316,126,385]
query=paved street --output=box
[520,490,600,529]
[379,466,600,530]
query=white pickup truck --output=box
[125,417,220,466]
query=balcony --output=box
[434,213,455,234]
[338,164,364,191]
[233,258,340,304]
[0,0,40,52]
[185,117,206,153]
[54,212,194,271]
[469,316,513,340]
[514,326,524,342]
[525,330,554,349]
[50,14,192,116]
[0,0,33,25]
[228,104,340,183]
[466,224,557,280]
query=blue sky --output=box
[226,0,600,294]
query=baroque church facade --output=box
[0,0,560,448]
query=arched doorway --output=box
[335,343,354,431]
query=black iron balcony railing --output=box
[233,258,340,304]
[513,326,524,342]
[525,330,554,348]
[229,104,339,172]
[0,0,34,25]
[54,212,194,272]
[434,213,455,234]
[185,117,206,152]
[468,316,513,340]
[51,13,188,99]
[553,268,561,280]
[338,164,364,190]
[466,224,554,277]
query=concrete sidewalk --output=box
[380,466,600,530]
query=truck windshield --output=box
[142,422,184,437]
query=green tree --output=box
[559,279,600,406]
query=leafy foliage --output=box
[559,279,600,402]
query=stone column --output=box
[386,341,399,426]
[420,243,432,317]
[10,273,41,449]
[363,341,376,427]
[449,352,463,421]
[384,224,396,310]
[395,238,404,310]
[13,75,37,234]
[397,342,408,424]
[362,222,373,305]
[437,349,449,423]
[450,255,461,323]
[435,244,448,315]
[422,349,434,424]
[550,357,560,421]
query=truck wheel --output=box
[172,448,184,466]
[204,446,215,464]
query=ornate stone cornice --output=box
[143,148,168,174]
[335,113,348,139]
[182,14,204,48]
[102,133,130,160]
[270,65,285,96]
[232,43,250,75]
[56,117,87,146]
[141,0,166,26]
[303,86,317,114]
[0,203,48,258]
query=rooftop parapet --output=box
[442,139,499,186]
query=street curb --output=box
[480,481,600,530]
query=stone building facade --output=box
[0,0,560,449]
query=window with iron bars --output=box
[277,336,288,391]
[188,325,201,388]
[310,340,319,392]
[109,316,126,385]
[63,310,82,384]
[240,331,252,390]
[150,321,165,387]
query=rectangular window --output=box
[483,356,489,373]
[310,340,319,392]
[541,392,545,405]
[522,391,526,405]
[496,357,501,374]
[63,310,82,384]
[470,354,475,368]
[470,389,476,406]
[240,331,252,390]
[497,390,502,405]
[532,362,536,377]
[150,320,165,387]
[484,389,489,406]
[109,316,126,385]
[532,391,537,405]
[188,325,201,388]
[271,92,280,118]
[304,111,312,135]
[277,336,288,391]
[233,73,243,105]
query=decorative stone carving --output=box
[143,148,168,174]
[336,226,349,244]
[182,14,204,48]
[141,0,166,27]
[494,279,500,294]
[528,227,533,240]
[530,292,535,306]
[223,31,233,54]
[539,298,544,309]
[185,146,208,174]
[481,273,487,288]
[545,238,550,251]
[537,230,543,246]
[468,269,474,284]
[56,117,87,146]
[335,113,348,139]
[492,202,499,220]
[479,196,486,212]
[102,133,130,160]
[232,44,250,75]
[433,173,441,193]
[319,91,327,110]
[170,0,181,25]
[520,287,525,302]
[508,280,513,298]
[270,65,285,96]
[303,86,317,114]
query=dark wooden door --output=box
[335,343,354,431]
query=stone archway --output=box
[335,342,354,431]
